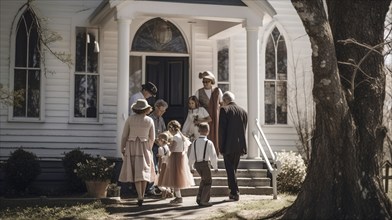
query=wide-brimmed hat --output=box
[198,71,216,84]
[142,82,158,97]
[131,99,151,111]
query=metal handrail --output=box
[256,119,276,161]
[252,119,281,199]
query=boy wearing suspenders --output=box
[188,122,218,206]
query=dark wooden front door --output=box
[146,56,189,125]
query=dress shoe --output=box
[229,193,239,201]
[170,197,183,204]
[137,199,143,206]
[199,202,212,207]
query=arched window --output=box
[264,27,287,124]
[132,18,187,53]
[13,8,41,118]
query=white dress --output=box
[182,107,210,140]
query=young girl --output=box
[161,120,195,204]
[182,96,212,142]
[155,131,173,199]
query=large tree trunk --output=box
[281,0,392,219]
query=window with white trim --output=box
[74,27,99,119]
[13,8,41,118]
[217,38,230,93]
[264,27,287,125]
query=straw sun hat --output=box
[131,99,151,111]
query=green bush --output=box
[62,148,92,192]
[276,151,306,194]
[4,147,41,193]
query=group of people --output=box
[118,71,248,207]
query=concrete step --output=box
[217,158,267,169]
[186,161,273,196]
[191,168,268,178]
[193,176,271,187]
[181,185,273,197]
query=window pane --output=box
[129,56,142,95]
[276,81,287,124]
[86,75,98,118]
[27,70,40,117]
[28,25,40,68]
[264,81,275,124]
[13,70,27,117]
[265,35,275,79]
[272,28,280,43]
[87,31,98,73]
[218,39,229,81]
[75,28,86,72]
[74,74,86,117]
[277,36,287,79]
[218,84,229,93]
[132,18,187,53]
[15,17,28,67]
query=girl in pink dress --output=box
[161,120,195,204]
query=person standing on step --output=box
[188,122,218,207]
[182,96,211,142]
[147,99,168,196]
[161,120,195,204]
[218,91,247,201]
[129,82,158,115]
[195,71,223,156]
[119,99,156,206]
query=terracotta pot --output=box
[85,180,110,198]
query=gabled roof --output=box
[89,0,276,26]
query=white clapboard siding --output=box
[0,0,117,160]
[191,20,214,93]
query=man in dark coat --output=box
[218,91,248,201]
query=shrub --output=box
[74,156,115,181]
[62,148,92,192]
[4,147,41,193]
[276,151,306,194]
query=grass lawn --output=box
[0,200,109,220]
[0,182,391,220]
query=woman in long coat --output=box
[119,99,156,206]
[195,71,223,155]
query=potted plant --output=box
[74,156,115,198]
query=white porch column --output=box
[116,18,131,158]
[246,26,260,159]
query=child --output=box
[188,122,218,207]
[155,131,174,199]
[182,96,211,142]
[161,120,195,204]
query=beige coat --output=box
[118,114,156,183]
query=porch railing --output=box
[252,119,281,199]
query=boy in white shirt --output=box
[188,122,218,207]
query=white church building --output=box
[0,0,313,162]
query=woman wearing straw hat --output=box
[119,99,156,206]
[195,71,223,156]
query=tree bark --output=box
[280,0,392,219]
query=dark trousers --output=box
[223,154,241,195]
[194,161,212,203]
[145,144,159,193]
